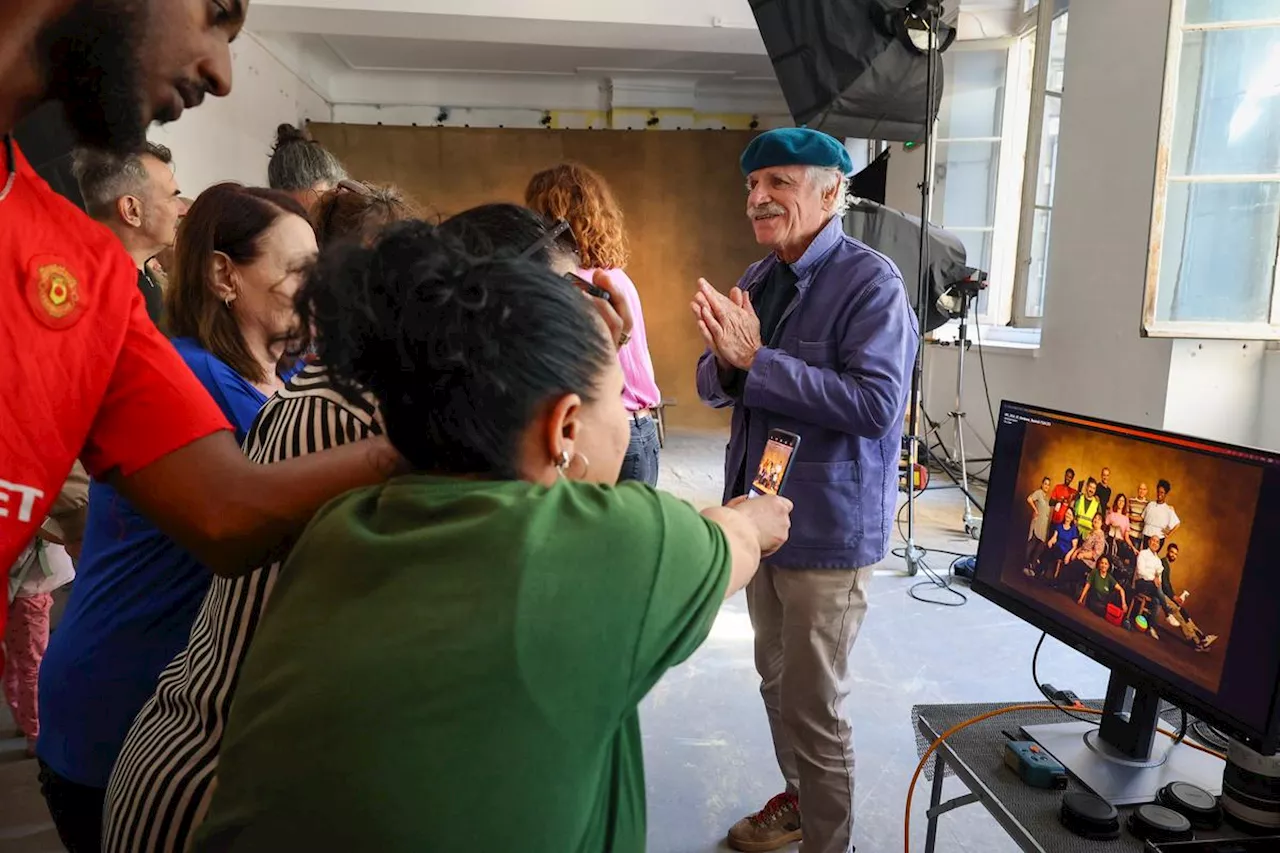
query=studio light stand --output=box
[929,272,989,540]
[902,0,946,577]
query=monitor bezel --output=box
[970,400,1280,756]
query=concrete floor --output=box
[0,429,1111,852]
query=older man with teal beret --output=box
[693,128,918,853]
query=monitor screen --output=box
[972,402,1280,754]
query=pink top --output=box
[579,266,661,412]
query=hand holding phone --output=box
[569,270,634,350]
[729,494,793,557]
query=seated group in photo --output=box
[1021,468,1217,654]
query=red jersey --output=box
[1049,483,1077,524]
[1,141,231,572]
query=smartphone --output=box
[749,430,801,498]
[564,272,611,302]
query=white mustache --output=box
[749,204,786,220]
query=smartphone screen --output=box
[749,430,801,498]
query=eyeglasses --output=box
[518,217,575,261]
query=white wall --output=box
[150,33,331,196]
[1255,351,1280,449]
[1163,341,1268,448]
[905,0,1180,454]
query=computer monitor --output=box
[972,402,1280,803]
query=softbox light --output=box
[750,0,958,142]
[842,197,973,332]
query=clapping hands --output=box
[691,278,762,371]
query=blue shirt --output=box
[37,338,277,787]
[1051,522,1079,557]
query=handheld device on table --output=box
[1002,739,1067,789]
[749,429,801,499]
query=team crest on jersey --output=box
[26,256,84,329]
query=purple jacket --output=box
[696,215,918,569]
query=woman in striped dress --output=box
[102,197,627,853]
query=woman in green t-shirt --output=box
[192,221,792,853]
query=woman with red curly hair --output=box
[526,163,663,486]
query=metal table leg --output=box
[924,750,947,853]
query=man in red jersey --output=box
[0,0,402,678]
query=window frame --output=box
[1010,0,1066,328]
[1142,0,1280,340]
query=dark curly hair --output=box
[296,220,613,477]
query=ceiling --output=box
[246,0,1031,112]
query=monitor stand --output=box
[1021,672,1225,805]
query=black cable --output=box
[971,311,1000,439]
[918,444,987,511]
[924,432,991,484]
[893,494,971,606]
[1031,632,1099,726]
[893,488,976,559]
[1172,708,1188,746]
[907,552,968,606]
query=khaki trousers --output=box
[747,563,872,853]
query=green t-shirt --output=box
[192,477,731,853]
[1087,567,1117,600]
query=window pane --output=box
[1025,209,1052,318]
[1047,13,1069,93]
[1157,180,1280,323]
[1170,27,1280,176]
[953,230,994,273]
[935,141,1001,228]
[1036,96,1062,206]
[1185,0,1280,25]
[938,51,1008,139]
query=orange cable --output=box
[904,703,1225,853]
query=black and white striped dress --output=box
[103,365,381,853]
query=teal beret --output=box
[740,128,854,177]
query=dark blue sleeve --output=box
[182,350,267,446]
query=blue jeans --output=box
[619,416,660,487]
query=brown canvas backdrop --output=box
[308,124,774,431]
[1013,424,1262,640]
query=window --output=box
[1145,0,1280,339]
[933,46,1029,325]
[1018,12,1068,322]
[928,5,1069,335]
